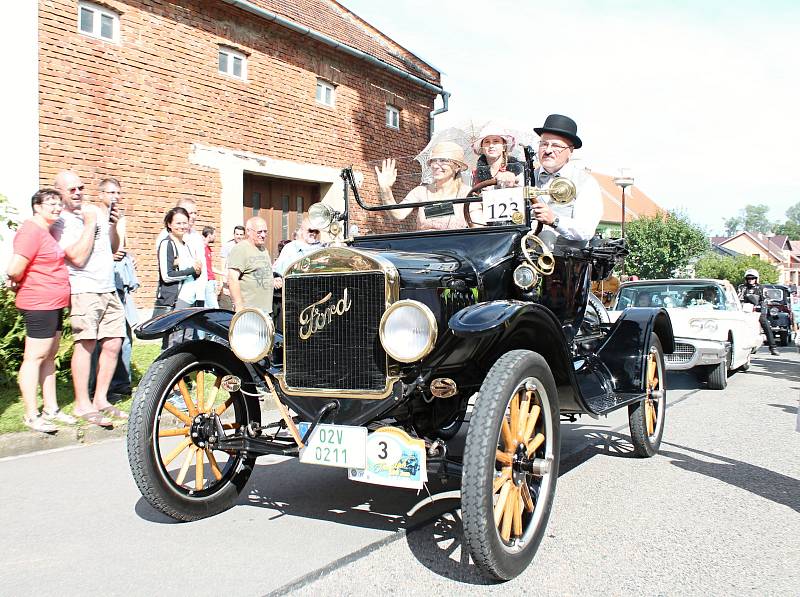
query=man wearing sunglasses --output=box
[52,170,126,426]
[530,114,603,247]
[227,216,275,314]
[272,217,323,277]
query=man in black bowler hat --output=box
[530,114,603,247]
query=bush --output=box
[694,252,779,286]
[0,288,26,386]
[0,287,74,387]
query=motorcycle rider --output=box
[737,268,779,355]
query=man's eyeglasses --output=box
[68,185,85,192]
[538,141,572,153]
[248,229,268,235]
[308,229,320,234]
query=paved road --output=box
[1,347,797,596]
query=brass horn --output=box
[524,177,577,205]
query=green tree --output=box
[694,252,779,285]
[772,201,800,238]
[625,211,709,279]
[0,193,18,239]
[772,221,800,238]
[723,203,773,235]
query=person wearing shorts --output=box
[6,189,74,433]
[52,171,127,427]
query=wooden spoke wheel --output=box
[462,350,560,581]
[127,348,258,521]
[628,334,666,457]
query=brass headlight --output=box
[308,203,335,230]
[379,300,437,363]
[229,308,275,362]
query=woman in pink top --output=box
[6,189,74,433]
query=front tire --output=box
[462,350,560,581]
[628,334,666,457]
[706,352,728,390]
[127,348,258,521]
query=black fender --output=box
[135,307,234,341]
[149,339,263,426]
[448,300,585,410]
[597,307,674,393]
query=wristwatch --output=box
[551,216,560,229]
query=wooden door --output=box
[242,174,320,258]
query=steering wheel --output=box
[520,231,555,276]
[466,178,497,197]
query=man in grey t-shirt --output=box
[227,216,277,313]
[52,171,126,426]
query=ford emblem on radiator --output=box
[299,287,353,340]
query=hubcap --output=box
[156,368,243,493]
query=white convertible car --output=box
[609,279,762,390]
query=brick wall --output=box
[38,0,438,300]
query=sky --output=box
[340,0,799,235]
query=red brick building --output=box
[23,0,446,300]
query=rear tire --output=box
[629,334,666,457]
[462,350,560,581]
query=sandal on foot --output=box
[23,415,58,434]
[42,408,77,425]
[100,406,129,420]
[75,411,113,427]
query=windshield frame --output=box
[340,144,537,237]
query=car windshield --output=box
[345,154,529,236]
[762,287,787,302]
[615,283,725,310]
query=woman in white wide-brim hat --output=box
[471,123,524,188]
[375,141,481,230]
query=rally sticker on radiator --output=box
[348,427,427,490]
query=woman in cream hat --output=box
[471,123,523,188]
[375,141,481,230]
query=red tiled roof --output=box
[719,231,784,260]
[240,0,441,85]
[592,172,664,223]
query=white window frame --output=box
[78,1,120,42]
[316,79,336,107]
[386,104,400,129]
[218,46,247,81]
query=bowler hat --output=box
[534,114,582,149]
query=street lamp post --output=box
[613,168,634,275]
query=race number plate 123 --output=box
[299,424,367,469]
[481,187,525,223]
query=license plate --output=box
[299,424,367,469]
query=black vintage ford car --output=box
[128,152,673,581]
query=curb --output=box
[0,401,279,460]
[0,422,128,459]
